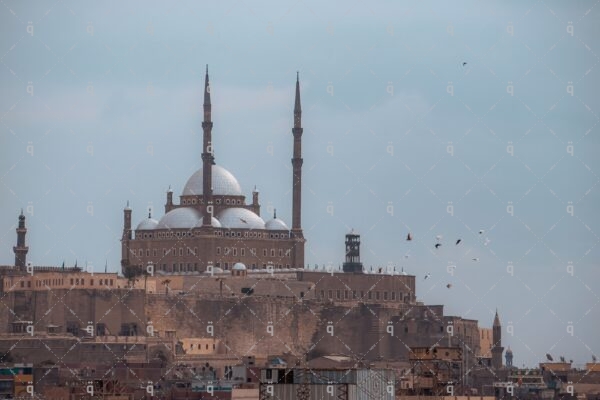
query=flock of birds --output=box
[405,229,491,288]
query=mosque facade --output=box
[120,68,305,275]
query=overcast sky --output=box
[1,0,599,368]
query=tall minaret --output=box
[13,210,29,270]
[291,72,305,268]
[121,201,132,273]
[202,65,215,226]
[492,309,504,370]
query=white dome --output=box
[195,217,222,228]
[217,208,265,230]
[233,262,247,271]
[136,218,159,230]
[265,218,289,231]
[157,208,201,229]
[182,165,243,196]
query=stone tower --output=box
[342,231,363,273]
[492,309,504,370]
[13,210,29,269]
[291,72,305,268]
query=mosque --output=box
[120,68,305,275]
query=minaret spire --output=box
[14,210,29,270]
[291,72,305,269]
[202,64,215,226]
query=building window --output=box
[271,249,275,257]
[352,290,357,299]
[251,248,256,256]
[344,290,348,299]
[279,249,283,257]
[241,248,245,256]
[391,292,396,300]
[328,290,333,299]
[179,248,183,256]
[321,290,325,299]
[138,249,143,257]
[217,247,221,255]
[20,281,24,288]
[90,279,94,286]
[146,249,150,257]
[336,290,340,299]
[376,292,380,300]
[233,248,237,256]
[110,279,113,286]
[225,248,230,255]
[360,291,364,299]
[285,249,291,257]
[263,249,267,257]
[368,291,372,300]
[384,292,388,300]
[153,249,157,257]
[193,247,197,256]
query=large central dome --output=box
[182,165,243,196]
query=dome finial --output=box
[148,208,152,219]
[274,209,277,219]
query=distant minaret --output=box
[13,210,29,270]
[202,65,215,226]
[291,72,305,268]
[492,309,504,370]
[121,201,132,273]
[505,346,513,368]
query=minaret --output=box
[505,346,513,368]
[13,210,29,270]
[165,185,173,213]
[202,65,215,226]
[121,201,132,273]
[492,309,504,370]
[291,72,305,268]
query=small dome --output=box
[136,218,159,230]
[157,207,201,229]
[217,208,265,230]
[182,165,243,196]
[506,347,513,354]
[265,218,289,231]
[233,263,247,271]
[204,266,224,274]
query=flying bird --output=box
[546,354,553,361]
[479,230,485,235]
[446,283,452,289]
[424,272,431,280]
[435,243,442,249]
[456,239,462,245]
[406,233,413,241]
[239,218,248,224]
[593,355,597,362]
[472,258,479,262]
[462,62,467,66]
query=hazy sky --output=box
[1,0,599,368]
